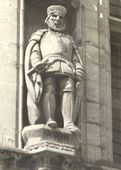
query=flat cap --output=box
[47,5,67,17]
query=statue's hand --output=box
[75,81,83,97]
[75,71,83,82]
[33,61,46,73]
[76,75,83,82]
[76,81,82,90]
[75,67,85,82]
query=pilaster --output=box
[73,0,112,162]
[0,0,19,148]
[98,0,113,162]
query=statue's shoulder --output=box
[65,34,77,48]
[29,29,48,42]
[65,34,73,39]
[65,34,75,43]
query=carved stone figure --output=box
[25,5,84,132]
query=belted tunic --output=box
[31,30,81,79]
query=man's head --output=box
[45,5,67,32]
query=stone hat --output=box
[47,5,67,17]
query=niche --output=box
[23,0,76,127]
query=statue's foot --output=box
[64,123,81,143]
[64,122,80,133]
[46,120,57,128]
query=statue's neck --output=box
[48,28,64,34]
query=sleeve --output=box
[31,42,42,68]
[72,50,83,70]
[67,35,85,81]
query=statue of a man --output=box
[25,5,84,131]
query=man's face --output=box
[47,12,65,31]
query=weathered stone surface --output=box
[99,0,112,161]
[0,124,81,170]
[85,27,99,46]
[86,46,99,65]
[87,145,101,162]
[86,59,99,81]
[86,79,99,103]
[26,151,82,170]
[0,0,18,148]
[0,0,114,167]
[85,10,98,29]
[86,102,100,124]
[86,0,98,10]
[87,123,101,145]
[22,125,81,156]
[0,143,82,170]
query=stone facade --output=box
[0,0,120,170]
[0,0,19,148]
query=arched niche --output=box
[23,0,77,128]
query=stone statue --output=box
[25,5,84,132]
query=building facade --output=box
[0,0,121,169]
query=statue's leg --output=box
[42,76,57,128]
[60,77,79,131]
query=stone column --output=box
[98,0,113,162]
[73,0,101,162]
[0,0,20,147]
[74,0,112,162]
[71,0,87,161]
[84,0,101,162]
[17,0,25,149]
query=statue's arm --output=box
[67,35,85,81]
[31,43,42,69]
[72,49,85,82]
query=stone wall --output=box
[0,0,115,169]
[74,0,112,162]
[0,0,19,148]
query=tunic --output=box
[31,30,81,79]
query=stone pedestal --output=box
[25,150,82,170]
[22,124,82,170]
